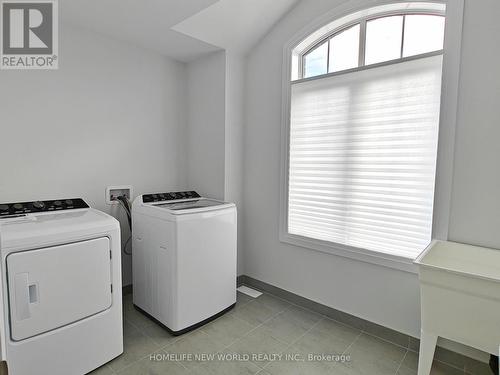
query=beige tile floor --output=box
[90,291,492,375]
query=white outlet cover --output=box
[106,185,133,204]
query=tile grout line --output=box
[218,300,292,358]
[197,290,366,373]
[360,329,411,352]
[160,329,214,371]
[186,295,294,373]
[118,294,287,374]
[112,317,160,374]
[322,331,364,375]
[121,329,210,373]
[433,357,469,373]
[117,305,198,373]
[243,285,372,339]
[235,295,257,309]
[124,293,479,375]
[244,285,329,317]
[117,294,291,374]
[127,292,480,375]
[242,283,423,357]
[245,287,488,375]
[394,349,409,375]
[341,331,363,356]
[259,315,326,372]
[110,335,173,375]
[405,346,472,374]
[357,329,417,374]
[243,283,478,374]
[287,315,326,347]
[124,291,486,375]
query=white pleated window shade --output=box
[288,55,443,258]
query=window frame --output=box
[280,0,465,273]
[299,10,445,81]
[302,39,329,78]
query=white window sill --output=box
[279,231,421,274]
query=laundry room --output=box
[0,0,500,374]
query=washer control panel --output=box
[143,191,200,203]
[0,198,89,217]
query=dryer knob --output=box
[54,200,62,206]
[0,204,8,211]
[13,203,23,210]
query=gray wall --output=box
[186,51,226,201]
[242,0,500,354]
[0,25,188,285]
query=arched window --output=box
[282,2,452,264]
[297,12,445,79]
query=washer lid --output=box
[156,198,234,214]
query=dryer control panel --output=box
[143,191,200,203]
[0,198,89,217]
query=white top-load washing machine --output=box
[132,191,236,334]
[0,198,123,375]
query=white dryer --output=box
[132,191,236,334]
[0,198,123,375]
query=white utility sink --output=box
[415,240,500,375]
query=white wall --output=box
[185,50,246,275]
[242,0,500,352]
[224,52,246,275]
[186,51,226,200]
[0,25,188,286]
[447,0,500,248]
[243,0,421,337]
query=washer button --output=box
[33,201,45,209]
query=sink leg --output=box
[418,330,437,375]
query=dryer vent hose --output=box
[116,195,132,255]
[116,195,132,230]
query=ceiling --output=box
[173,0,300,55]
[61,0,221,62]
[61,0,299,62]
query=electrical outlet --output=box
[106,186,133,204]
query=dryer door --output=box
[7,237,112,341]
